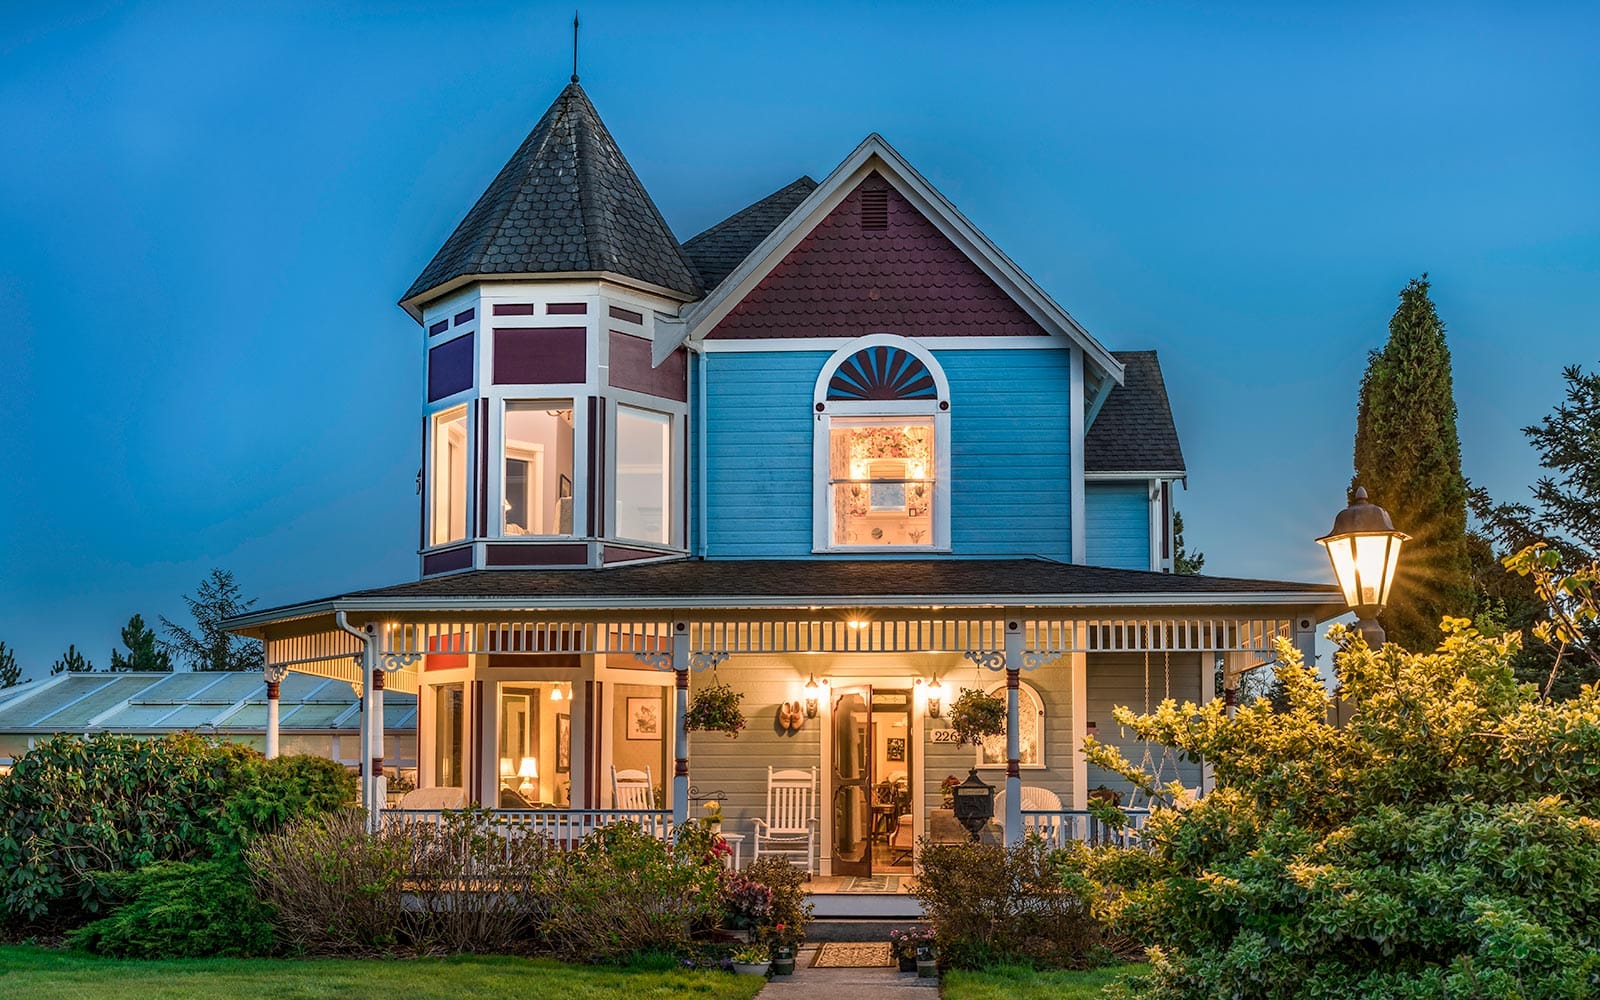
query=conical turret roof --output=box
[401,82,702,311]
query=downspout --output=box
[336,612,380,829]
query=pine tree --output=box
[1351,275,1474,651]
[160,569,262,671]
[0,641,20,688]
[109,613,173,672]
[49,644,95,675]
[1173,510,1206,575]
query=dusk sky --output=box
[2,3,1597,681]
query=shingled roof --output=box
[1086,350,1186,474]
[682,176,818,288]
[401,83,702,311]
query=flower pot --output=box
[732,962,770,977]
[917,959,937,979]
[897,955,918,973]
[771,952,796,976]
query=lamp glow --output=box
[927,677,943,719]
[517,756,538,795]
[1316,487,1408,648]
[804,673,819,719]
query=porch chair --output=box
[751,766,818,876]
[394,787,467,810]
[994,785,1064,841]
[611,765,656,810]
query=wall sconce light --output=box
[927,677,942,719]
[804,674,820,719]
[550,684,565,702]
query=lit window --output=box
[978,682,1045,768]
[828,418,935,546]
[503,402,574,536]
[429,406,468,546]
[615,405,672,544]
[434,683,465,788]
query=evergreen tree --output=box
[1351,275,1474,651]
[108,613,173,672]
[160,569,262,672]
[1172,510,1205,575]
[0,641,19,688]
[49,644,95,675]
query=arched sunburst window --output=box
[813,335,950,551]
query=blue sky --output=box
[2,3,1596,680]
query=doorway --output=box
[830,686,915,877]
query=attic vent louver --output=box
[860,188,889,230]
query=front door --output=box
[830,686,872,877]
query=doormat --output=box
[840,875,902,892]
[812,942,895,968]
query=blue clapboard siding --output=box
[1085,481,1152,570]
[938,349,1072,559]
[704,347,1075,559]
[704,352,829,556]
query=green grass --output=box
[0,946,767,1000]
[941,962,1150,1000]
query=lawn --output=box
[941,962,1150,1000]
[0,946,767,1000]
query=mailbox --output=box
[951,767,995,842]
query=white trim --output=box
[1085,470,1188,481]
[1069,348,1086,565]
[1148,479,1164,573]
[405,270,696,323]
[657,134,1124,385]
[702,336,1067,353]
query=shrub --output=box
[913,836,1103,970]
[405,807,554,954]
[247,808,412,954]
[540,821,723,963]
[68,860,276,957]
[741,857,813,945]
[1076,622,1600,999]
[0,732,351,926]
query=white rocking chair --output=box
[751,766,818,876]
[611,766,655,810]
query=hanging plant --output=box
[948,688,1006,746]
[684,680,746,738]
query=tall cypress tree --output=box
[1351,275,1474,650]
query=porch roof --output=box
[228,557,1339,634]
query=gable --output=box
[705,172,1050,340]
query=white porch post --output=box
[370,659,386,811]
[1200,654,1217,795]
[1004,618,1023,846]
[1070,621,1089,810]
[671,622,690,829]
[264,667,283,760]
[357,669,372,820]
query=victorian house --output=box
[227,79,1338,882]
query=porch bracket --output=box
[687,651,728,673]
[1019,651,1055,671]
[963,649,1007,671]
[634,651,674,672]
[379,651,423,672]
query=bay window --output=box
[503,402,574,536]
[429,406,468,546]
[614,405,672,544]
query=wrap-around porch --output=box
[253,603,1319,875]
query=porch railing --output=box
[1020,808,1152,849]
[383,808,674,846]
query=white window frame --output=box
[976,680,1047,770]
[427,404,471,548]
[498,399,576,539]
[611,401,678,547]
[812,334,951,553]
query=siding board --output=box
[1085,482,1152,570]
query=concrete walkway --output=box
[757,945,937,998]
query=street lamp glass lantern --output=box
[1316,487,1408,619]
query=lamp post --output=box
[1316,487,1408,648]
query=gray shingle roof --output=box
[1086,350,1186,474]
[681,176,818,288]
[331,558,1330,603]
[401,83,703,308]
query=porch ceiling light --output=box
[1316,486,1408,649]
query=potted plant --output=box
[948,688,1006,746]
[916,941,938,979]
[769,923,797,975]
[702,799,723,835]
[731,943,770,976]
[685,681,747,738]
[939,774,961,810]
[889,926,934,973]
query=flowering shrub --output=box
[684,681,746,737]
[948,688,1006,746]
[1072,621,1600,999]
[721,872,774,929]
[889,924,935,960]
[743,857,812,946]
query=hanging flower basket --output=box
[685,681,747,738]
[948,688,1006,746]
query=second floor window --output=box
[429,405,468,546]
[615,405,672,544]
[828,418,935,546]
[503,402,574,536]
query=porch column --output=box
[1004,619,1023,846]
[370,665,386,810]
[1070,621,1089,810]
[671,622,690,828]
[264,668,283,760]
[357,672,371,819]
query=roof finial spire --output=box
[571,10,580,83]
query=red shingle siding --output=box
[706,172,1048,340]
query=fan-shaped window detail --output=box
[826,346,938,401]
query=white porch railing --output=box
[1020,808,1152,849]
[383,808,674,846]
